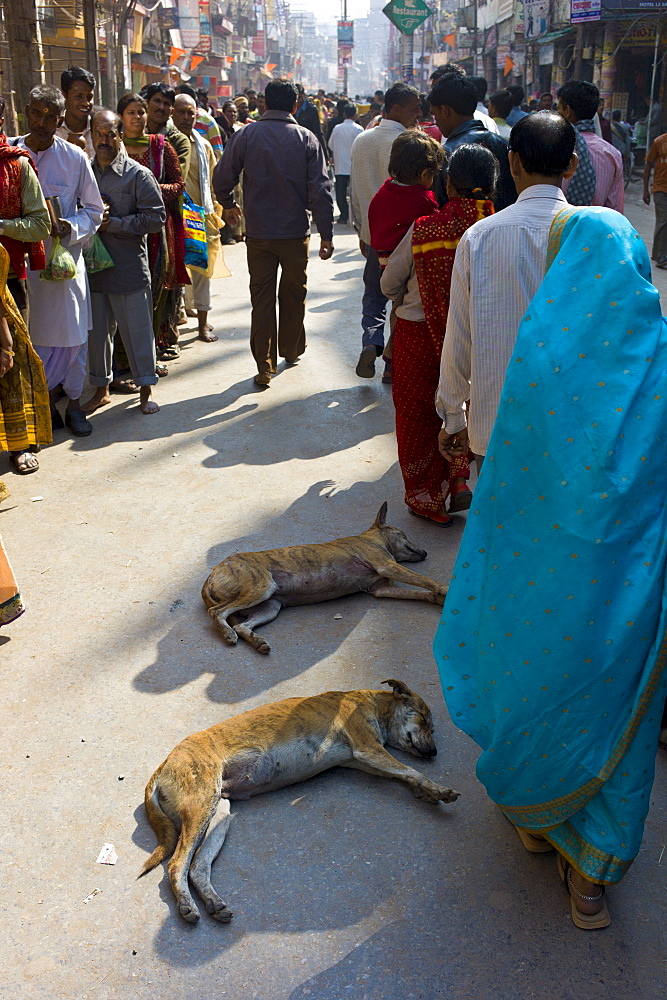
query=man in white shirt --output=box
[17,85,104,437]
[436,112,578,467]
[350,82,421,379]
[471,76,500,135]
[328,104,362,225]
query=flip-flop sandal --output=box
[10,452,39,475]
[110,379,139,394]
[156,363,169,377]
[557,855,611,929]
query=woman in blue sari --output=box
[434,204,667,929]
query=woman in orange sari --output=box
[381,144,497,525]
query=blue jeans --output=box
[361,245,387,351]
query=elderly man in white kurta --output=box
[16,85,103,437]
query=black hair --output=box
[369,101,382,112]
[428,74,476,117]
[489,89,513,121]
[265,79,298,112]
[557,80,599,121]
[448,143,498,199]
[612,109,622,121]
[343,103,357,119]
[470,76,487,103]
[509,111,576,176]
[375,90,384,99]
[61,66,96,95]
[419,93,432,118]
[176,83,197,100]
[384,82,419,113]
[144,82,176,106]
[117,92,146,117]
[508,84,524,107]
[388,130,444,184]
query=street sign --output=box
[382,0,431,36]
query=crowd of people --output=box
[1,65,667,940]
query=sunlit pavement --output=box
[1,208,665,1000]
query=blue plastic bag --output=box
[182,191,208,270]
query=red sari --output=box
[392,197,494,515]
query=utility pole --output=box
[83,0,100,81]
[342,0,348,96]
[106,1,118,109]
[4,0,44,111]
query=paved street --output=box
[2,187,667,1000]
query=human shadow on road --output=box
[201,384,394,470]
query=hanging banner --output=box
[524,0,549,39]
[199,1,212,52]
[571,0,601,22]
[338,45,353,69]
[337,20,354,45]
[178,0,200,49]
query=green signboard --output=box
[382,0,431,35]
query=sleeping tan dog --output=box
[140,680,460,924]
[201,503,447,653]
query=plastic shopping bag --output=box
[40,236,77,281]
[82,234,114,274]
[182,191,208,271]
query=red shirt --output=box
[368,179,438,258]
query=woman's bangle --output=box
[0,347,15,357]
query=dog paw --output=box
[439,787,461,803]
[256,641,271,654]
[179,903,201,923]
[210,903,233,924]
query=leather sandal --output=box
[448,482,473,513]
[557,855,611,929]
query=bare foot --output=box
[568,868,605,916]
[140,386,159,414]
[82,388,112,413]
[198,329,218,343]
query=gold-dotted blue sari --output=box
[433,206,667,884]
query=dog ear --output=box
[382,678,414,698]
[373,501,388,527]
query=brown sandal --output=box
[557,855,611,929]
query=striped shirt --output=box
[563,132,624,212]
[436,184,569,456]
[195,110,223,161]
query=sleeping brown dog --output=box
[140,680,460,924]
[201,503,447,653]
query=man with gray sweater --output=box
[213,79,334,386]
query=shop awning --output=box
[536,27,575,43]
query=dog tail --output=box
[138,772,179,877]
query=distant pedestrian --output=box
[213,79,334,387]
[488,90,513,139]
[470,76,500,134]
[328,104,362,224]
[506,85,528,126]
[643,128,667,267]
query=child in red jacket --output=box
[368,130,442,269]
